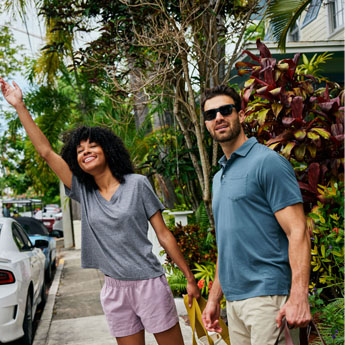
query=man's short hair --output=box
[201,85,241,113]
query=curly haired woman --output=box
[0,77,200,345]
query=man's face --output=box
[204,95,243,143]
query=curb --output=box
[33,259,64,345]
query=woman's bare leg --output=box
[154,322,184,345]
[116,329,145,345]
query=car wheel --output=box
[39,279,47,307]
[45,256,52,282]
[51,258,56,272]
[22,293,33,345]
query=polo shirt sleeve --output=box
[141,176,165,219]
[260,152,303,213]
[64,175,81,203]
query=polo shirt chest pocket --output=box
[226,174,248,200]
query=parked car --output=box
[16,217,57,282]
[52,218,64,238]
[0,217,47,345]
[33,204,62,232]
[43,204,62,221]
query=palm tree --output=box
[266,0,319,51]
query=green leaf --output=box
[307,144,317,158]
[269,87,282,96]
[294,143,306,161]
[321,245,326,257]
[331,251,343,257]
[282,142,296,158]
[244,78,255,88]
[307,132,320,140]
[257,108,270,125]
[302,54,309,65]
[294,129,306,140]
[269,142,281,150]
[266,0,313,52]
[272,103,283,117]
[311,128,331,139]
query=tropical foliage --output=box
[266,0,318,51]
[5,0,266,224]
[0,25,32,198]
[296,52,334,81]
[166,265,187,297]
[165,223,217,268]
[237,39,343,213]
[308,182,344,302]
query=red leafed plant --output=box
[236,39,344,212]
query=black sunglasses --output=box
[203,104,236,121]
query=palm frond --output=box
[166,268,187,296]
[267,0,316,52]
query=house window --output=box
[288,22,300,41]
[302,0,322,27]
[329,0,344,31]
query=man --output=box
[3,203,11,217]
[201,85,311,344]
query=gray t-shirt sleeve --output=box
[260,152,303,213]
[64,175,81,203]
[141,176,165,219]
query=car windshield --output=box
[17,218,49,236]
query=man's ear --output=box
[204,120,210,132]
[239,109,246,124]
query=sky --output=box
[0,6,45,133]
[0,6,99,134]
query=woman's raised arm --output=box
[0,77,72,189]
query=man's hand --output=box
[202,300,222,333]
[0,78,23,107]
[276,294,311,328]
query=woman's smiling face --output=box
[76,139,107,175]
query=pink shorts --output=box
[100,275,179,337]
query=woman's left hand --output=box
[186,279,200,307]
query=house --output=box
[234,0,344,85]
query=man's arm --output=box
[275,203,311,328]
[202,258,223,333]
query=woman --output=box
[0,78,200,345]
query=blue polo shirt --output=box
[212,137,303,301]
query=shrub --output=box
[193,262,216,296]
[166,223,217,268]
[165,265,187,297]
[311,298,344,345]
[308,181,344,301]
[236,39,344,213]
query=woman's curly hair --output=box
[61,126,134,189]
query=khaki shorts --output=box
[226,295,300,345]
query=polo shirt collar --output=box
[218,137,258,167]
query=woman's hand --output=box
[186,278,200,307]
[0,78,23,108]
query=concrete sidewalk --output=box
[32,248,197,345]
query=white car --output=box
[0,217,47,344]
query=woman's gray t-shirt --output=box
[64,173,165,280]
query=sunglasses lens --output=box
[204,109,217,121]
[204,104,235,121]
[219,104,234,116]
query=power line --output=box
[0,24,44,40]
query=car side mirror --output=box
[34,239,49,249]
[49,230,63,238]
